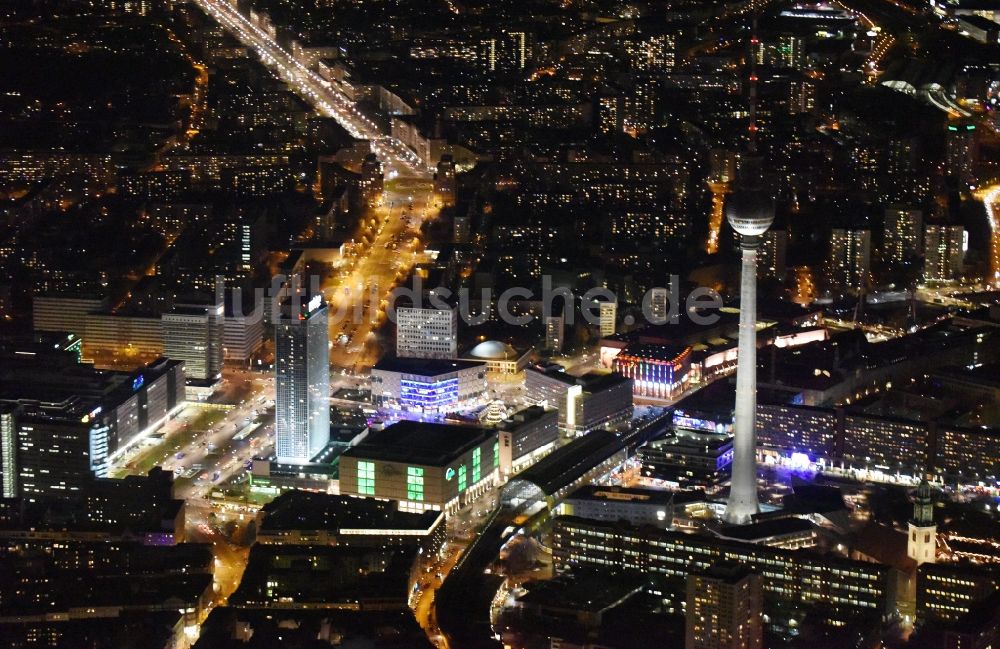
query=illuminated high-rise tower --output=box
[723,163,773,525]
[275,289,329,464]
[724,9,774,526]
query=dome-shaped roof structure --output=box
[468,340,517,360]
[726,188,775,237]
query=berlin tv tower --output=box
[724,15,775,526]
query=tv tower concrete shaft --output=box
[725,236,763,525]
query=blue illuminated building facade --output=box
[371,358,487,415]
[400,376,460,410]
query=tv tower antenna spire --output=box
[748,11,760,155]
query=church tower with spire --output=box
[907,480,937,565]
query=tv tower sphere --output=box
[726,188,775,237]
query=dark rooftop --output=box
[671,376,736,420]
[690,562,759,585]
[649,430,733,453]
[229,544,414,608]
[617,343,691,363]
[565,484,703,507]
[783,483,848,514]
[852,522,914,572]
[719,516,815,542]
[0,355,182,421]
[0,572,212,616]
[194,607,434,649]
[951,0,1000,7]
[757,298,824,323]
[516,569,647,613]
[0,611,185,649]
[510,430,623,496]
[601,308,740,347]
[341,420,495,466]
[934,363,1000,389]
[167,305,217,317]
[499,405,557,431]
[372,356,486,376]
[259,491,441,533]
[958,14,1000,29]
[527,365,631,392]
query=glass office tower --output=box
[275,292,329,463]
